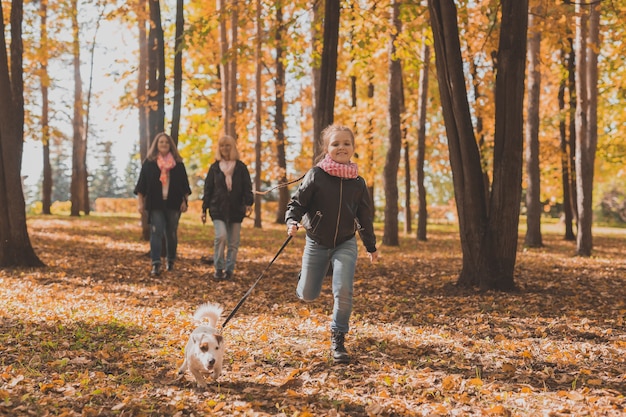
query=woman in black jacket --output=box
[202,135,254,280]
[135,132,191,276]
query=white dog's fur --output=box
[178,302,224,388]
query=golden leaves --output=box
[0,215,625,415]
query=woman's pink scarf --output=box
[317,154,358,179]
[157,152,176,185]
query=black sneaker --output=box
[166,261,174,272]
[213,269,224,280]
[151,264,161,276]
[224,271,233,280]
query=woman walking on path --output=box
[285,124,378,363]
[135,132,191,276]
[202,135,254,281]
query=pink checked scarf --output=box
[157,152,176,185]
[317,154,358,179]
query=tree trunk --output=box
[558,48,575,241]
[70,0,88,217]
[313,0,340,159]
[274,4,289,224]
[0,0,44,267]
[365,82,375,209]
[403,139,411,234]
[416,43,429,242]
[429,0,527,291]
[253,0,263,229]
[575,2,599,256]
[171,0,184,144]
[148,0,165,140]
[40,0,52,215]
[310,1,322,162]
[567,37,578,228]
[382,0,403,247]
[138,0,149,160]
[524,8,542,248]
[228,0,238,137]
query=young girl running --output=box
[286,124,378,363]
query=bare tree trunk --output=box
[274,4,289,224]
[313,0,340,159]
[0,0,44,267]
[524,7,542,248]
[228,0,238,137]
[218,0,230,135]
[383,0,402,246]
[70,0,88,217]
[575,1,599,256]
[138,0,150,241]
[429,0,527,290]
[138,0,149,159]
[148,0,165,140]
[558,48,575,241]
[253,0,262,229]
[365,82,375,209]
[310,1,321,162]
[416,44,429,242]
[171,0,184,144]
[403,139,411,234]
[40,0,52,215]
[567,37,578,227]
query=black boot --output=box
[166,261,174,271]
[151,264,161,276]
[331,330,350,363]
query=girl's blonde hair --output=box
[216,135,240,161]
[316,124,355,163]
[146,132,183,162]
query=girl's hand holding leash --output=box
[201,211,207,225]
[287,221,299,237]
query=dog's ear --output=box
[215,334,223,346]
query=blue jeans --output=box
[149,209,181,266]
[213,220,242,274]
[297,235,358,333]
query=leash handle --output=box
[222,235,293,328]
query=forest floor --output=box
[1,213,625,416]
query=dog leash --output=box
[253,174,305,196]
[221,235,293,328]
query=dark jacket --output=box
[134,159,191,211]
[285,167,376,253]
[202,160,254,223]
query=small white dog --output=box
[178,302,224,388]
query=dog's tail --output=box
[193,302,223,328]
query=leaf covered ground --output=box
[1,214,625,416]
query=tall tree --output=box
[171,0,184,143]
[148,0,165,141]
[558,46,576,241]
[524,4,543,248]
[39,0,52,215]
[253,0,263,229]
[313,0,340,158]
[69,0,89,216]
[137,0,149,159]
[574,1,600,256]
[218,0,238,137]
[416,43,429,242]
[383,0,403,246]
[0,0,44,267]
[428,0,528,290]
[274,1,289,224]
